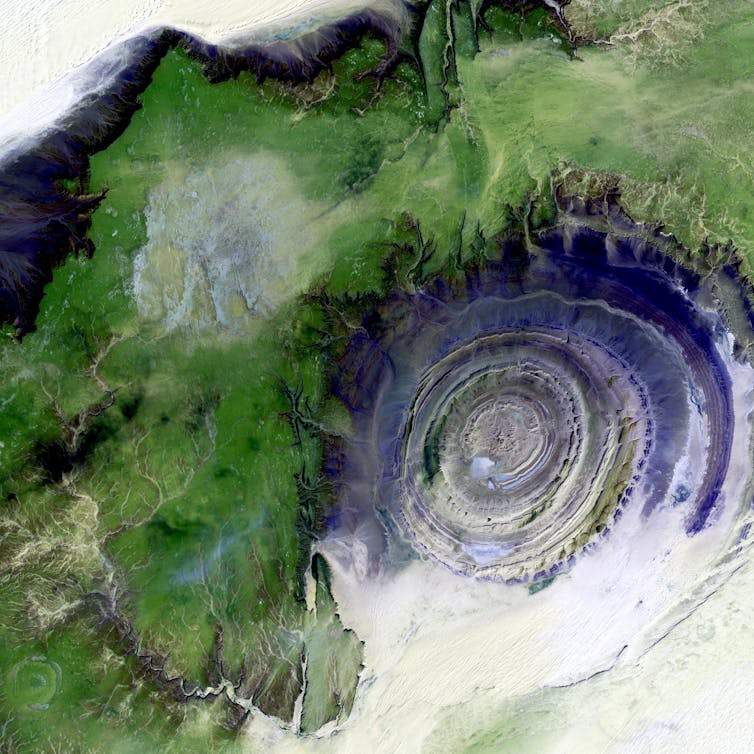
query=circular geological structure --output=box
[402,322,650,578]
[329,225,751,583]
[9,656,62,711]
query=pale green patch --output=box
[453,3,754,267]
[8,656,62,711]
[423,689,568,754]
[299,556,363,733]
[134,152,328,333]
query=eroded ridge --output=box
[328,224,743,583]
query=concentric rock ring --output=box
[401,313,656,579]
[329,227,743,583]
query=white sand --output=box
[0,0,390,156]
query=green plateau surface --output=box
[2,0,754,748]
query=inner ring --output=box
[397,323,650,580]
[412,355,583,533]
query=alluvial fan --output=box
[329,224,748,583]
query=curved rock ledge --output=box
[325,219,753,582]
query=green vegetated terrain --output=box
[2,0,754,749]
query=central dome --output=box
[461,392,552,490]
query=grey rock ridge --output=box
[324,207,752,583]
